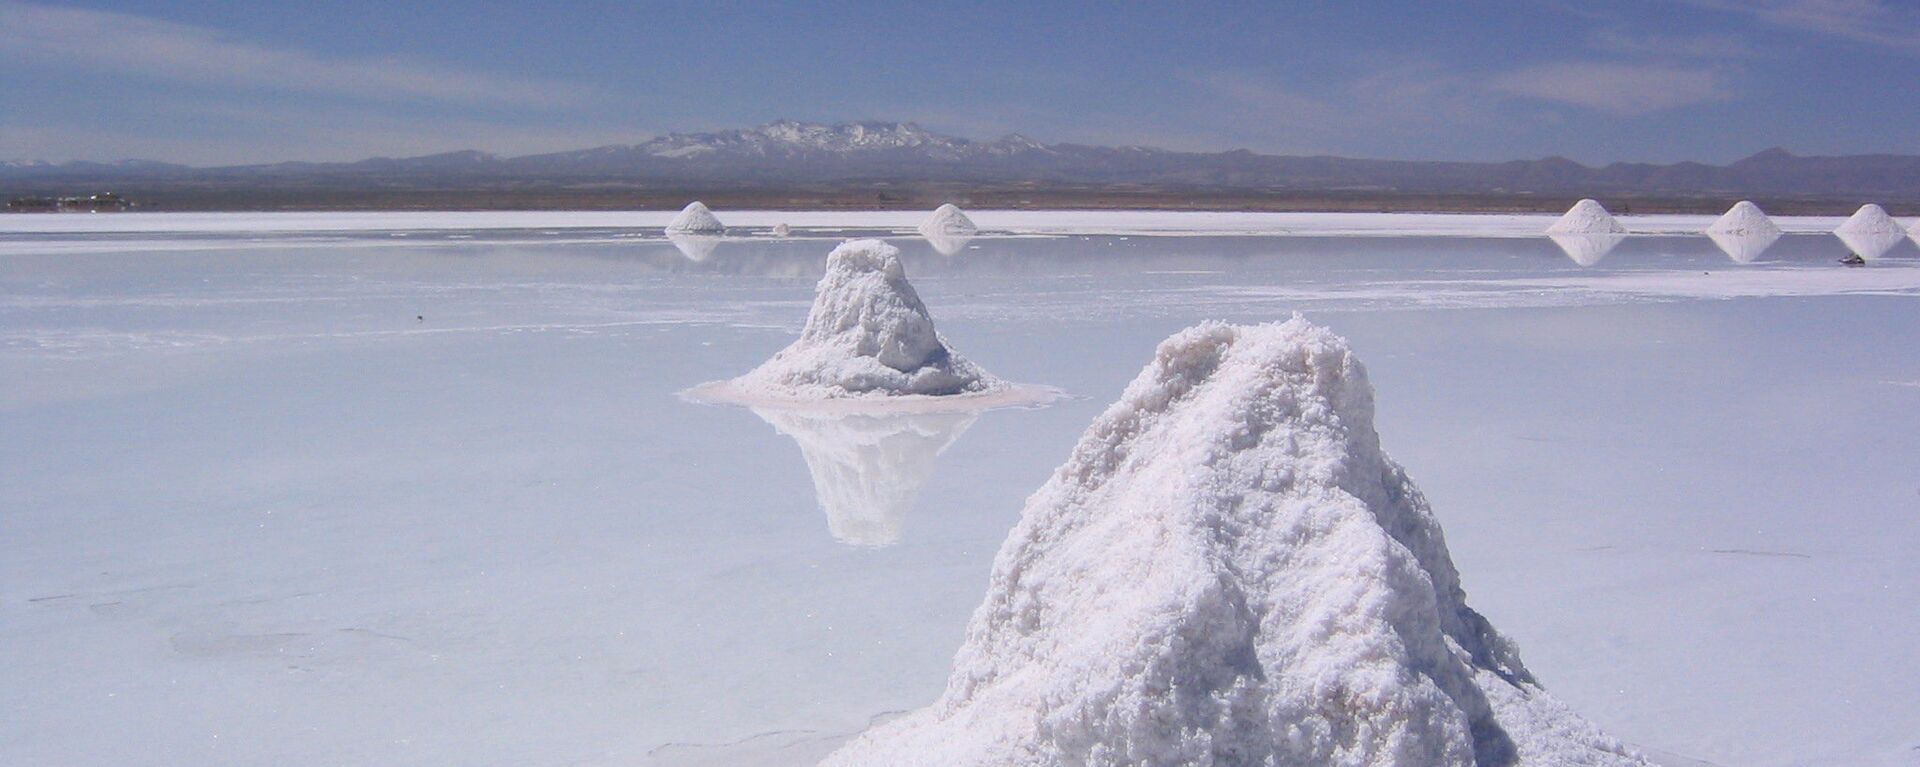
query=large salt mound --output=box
[1706,201,1781,264]
[1546,199,1627,235]
[666,201,726,234]
[729,239,1003,399]
[919,203,979,238]
[1835,204,1906,259]
[823,317,1649,767]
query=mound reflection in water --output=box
[749,406,977,547]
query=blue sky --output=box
[2,0,1917,165]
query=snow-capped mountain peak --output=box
[632,120,1036,160]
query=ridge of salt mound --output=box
[728,239,1002,399]
[1706,201,1781,264]
[1835,204,1906,259]
[823,317,1649,767]
[918,204,978,238]
[666,201,726,234]
[1546,198,1627,235]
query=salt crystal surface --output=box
[824,317,1649,767]
[666,201,727,234]
[1546,199,1626,236]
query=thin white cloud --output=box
[1682,0,1920,52]
[1586,29,1754,60]
[1490,62,1732,115]
[0,1,594,107]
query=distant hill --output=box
[7,120,1920,210]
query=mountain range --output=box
[7,120,1920,207]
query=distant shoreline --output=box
[4,187,1911,217]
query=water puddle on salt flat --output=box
[2,223,1918,767]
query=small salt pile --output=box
[919,204,978,256]
[918,204,978,238]
[1546,198,1627,235]
[665,201,726,234]
[1834,204,1906,260]
[1706,200,1782,264]
[727,239,1002,399]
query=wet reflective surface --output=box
[3,216,1920,766]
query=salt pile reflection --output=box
[1549,232,1625,266]
[749,407,976,547]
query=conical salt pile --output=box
[1546,199,1627,235]
[918,204,978,238]
[666,201,726,234]
[1707,201,1780,239]
[1706,201,1782,264]
[1834,204,1905,260]
[730,239,1001,399]
[824,317,1649,767]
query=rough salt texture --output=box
[732,239,1002,399]
[666,201,726,234]
[1546,199,1626,235]
[824,317,1649,767]
[919,204,979,238]
[1835,204,1906,259]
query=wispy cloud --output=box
[1585,29,1754,60]
[1490,62,1732,115]
[0,1,594,107]
[1682,0,1920,52]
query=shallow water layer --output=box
[2,216,1918,767]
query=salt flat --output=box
[0,208,1870,238]
[2,213,1917,766]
